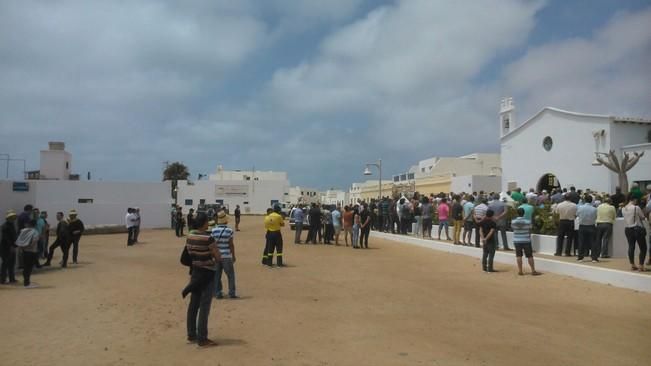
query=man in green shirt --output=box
[511,188,524,203]
[596,198,616,258]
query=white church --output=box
[499,98,651,194]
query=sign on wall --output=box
[12,182,29,192]
[215,185,249,196]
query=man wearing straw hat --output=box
[67,209,85,265]
[1,210,18,284]
[211,210,237,299]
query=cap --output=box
[69,209,78,216]
[6,209,17,219]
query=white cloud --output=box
[265,0,543,149]
[503,7,651,119]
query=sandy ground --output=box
[1,216,650,366]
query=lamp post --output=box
[363,159,382,200]
[174,185,179,206]
[0,154,10,178]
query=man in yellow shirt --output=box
[263,205,285,267]
[596,197,616,258]
[261,208,273,265]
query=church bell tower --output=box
[500,97,515,138]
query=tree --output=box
[163,162,190,201]
[596,150,645,193]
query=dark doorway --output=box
[537,173,560,193]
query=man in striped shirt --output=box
[212,210,237,299]
[472,199,488,248]
[511,208,540,276]
[185,212,221,348]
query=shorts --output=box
[515,243,533,258]
[333,225,342,234]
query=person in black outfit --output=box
[307,203,322,244]
[67,210,85,264]
[176,207,185,237]
[479,209,497,273]
[359,204,371,248]
[234,205,241,231]
[44,212,71,267]
[187,209,195,231]
[1,210,18,284]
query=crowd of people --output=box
[282,182,651,273]
[1,205,85,288]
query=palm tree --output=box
[163,162,190,202]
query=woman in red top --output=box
[342,206,354,247]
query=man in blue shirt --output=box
[511,208,540,276]
[576,195,598,262]
[292,205,305,244]
[212,211,237,299]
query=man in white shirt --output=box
[125,208,138,246]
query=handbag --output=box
[180,246,192,266]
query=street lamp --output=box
[174,186,179,206]
[363,159,382,200]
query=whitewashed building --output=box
[177,167,290,215]
[499,98,651,193]
[320,189,349,206]
[287,186,320,205]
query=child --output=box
[511,208,541,276]
[479,209,497,273]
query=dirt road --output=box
[1,216,649,366]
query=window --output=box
[254,177,259,181]
[543,136,553,151]
[184,199,193,206]
[407,173,415,180]
[243,201,249,204]
[66,162,69,169]
[301,191,304,195]
[199,199,206,205]
[78,198,93,203]
[400,174,407,181]
[421,168,425,173]
[393,176,399,182]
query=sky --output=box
[1,0,650,189]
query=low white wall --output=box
[0,180,171,228]
[422,217,646,258]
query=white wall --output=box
[451,175,501,194]
[501,109,615,193]
[177,179,289,215]
[39,150,71,180]
[621,143,651,185]
[0,180,171,228]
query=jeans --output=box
[413,216,422,237]
[352,224,360,248]
[578,225,597,260]
[596,223,612,257]
[438,220,449,239]
[556,220,574,255]
[495,222,509,249]
[294,222,303,243]
[71,235,81,263]
[624,227,647,265]
[382,215,390,232]
[22,251,38,286]
[215,258,236,297]
[134,225,140,242]
[422,218,433,238]
[46,237,70,266]
[186,268,215,342]
[360,225,370,248]
[482,240,496,271]
[1,248,16,283]
[175,223,184,237]
[127,226,136,245]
